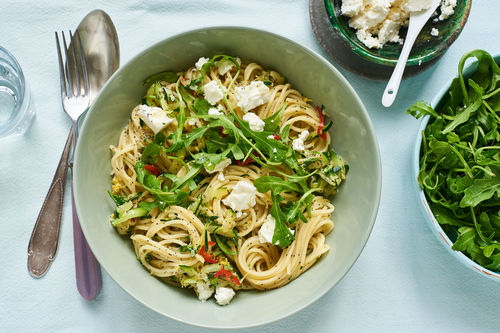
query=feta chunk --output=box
[439,0,456,20]
[196,281,214,302]
[217,172,225,181]
[222,180,257,212]
[205,158,231,174]
[208,107,223,116]
[137,104,174,134]
[408,0,433,12]
[341,0,363,16]
[258,214,294,245]
[235,81,271,112]
[430,27,439,36]
[292,130,310,152]
[214,286,235,306]
[203,80,224,105]
[215,59,234,75]
[195,57,209,71]
[242,112,265,132]
[187,118,197,126]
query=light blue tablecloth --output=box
[2,1,500,332]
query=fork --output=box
[28,31,89,278]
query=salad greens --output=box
[407,49,500,272]
[110,54,347,249]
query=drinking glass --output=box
[0,46,34,139]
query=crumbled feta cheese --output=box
[215,59,234,75]
[222,180,257,212]
[137,104,174,134]
[235,81,271,112]
[196,282,214,302]
[195,57,209,71]
[242,112,265,132]
[342,0,455,49]
[408,0,433,12]
[430,27,439,36]
[292,130,310,152]
[273,148,277,154]
[267,135,275,139]
[208,107,222,116]
[214,286,235,306]
[439,0,456,20]
[203,80,224,105]
[205,158,231,174]
[217,172,225,181]
[340,0,363,17]
[187,118,197,126]
[258,214,294,245]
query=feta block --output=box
[215,59,234,75]
[235,81,271,112]
[222,180,257,212]
[203,80,224,105]
[292,130,310,152]
[242,112,265,132]
[430,27,439,36]
[195,57,209,71]
[208,107,223,116]
[196,281,214,302]
[205,158,231,174]
[137,105,174,134]
[258,214,294,245]
[214,286,235,306]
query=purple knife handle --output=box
[71,183,102,301]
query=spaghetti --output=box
[108,55,347,305]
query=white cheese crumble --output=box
[242,112,265,132]
[214,286,235,306]
[137,105,174,134]
[222,180,257,212]
[341,0,456,49]
[292,130,310,152]
[217,172,225,181]
[258,214,294,245]
[195,57,209,71]
[196,281,214,302]
[235,81,271,112]
[203,80,224,105]
[205,158,231,174]
[430,27,439,36]
[439,0,456,20]
[187,118,197,126]
[267,135,275,139]
[208,107,223,116]
[215,59,234,75]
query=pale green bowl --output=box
[74,27,381,329]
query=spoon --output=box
[382,0,440,107]
[70,9,119,300]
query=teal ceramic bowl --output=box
[74,27,382,328]
[413,54,500,282]
[325,0,471,67]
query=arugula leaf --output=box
[270,193,295,248]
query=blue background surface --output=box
[1,1,499,332]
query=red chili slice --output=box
[214,265,241,285]
[198,241,219,264]
[144,164,160,176]
[316,105,327,140]
[273,134,280,140]
[218,126,227,138]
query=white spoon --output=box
[382,0,441,107]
